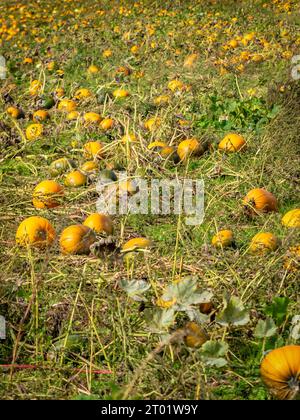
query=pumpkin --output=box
[177,138,203,161]
[153,95,170,106]
[74,88,92,100]
[112,89,130,99]
[168,79,185,92]
[249,232,278,254]
[29,79,42,96]
[159,146,180,163]
[282,209,300,228]
[122,237,152,252]
[147,141,167,151]
[118,179,139,196]
[83,141,104,159]
[33,109,50,122]
[200,302,214,315]
[87,64,100,74]
[33,180,64,209]
[26,123,43,141]
[260,345,300,400]
[121,133,137,144]
[80,161,98,173]
[212,230,234,248]
[183,53,198,68]
[16,216,55,248]
[100,118,114,130]
[83,213,113,234]
[59,225,96,255]
[57,99,77,112]
[64,170,87,187]
[6,106,24,119]
[83,112,102,124]
[54,87,65,99]
[103,49,112,58]
[218,133,246,152]
[283,245,300,272]
[50,158,75,176]
[144,117,161,131]
[184,322,208,348]
[66,111,80,121]
[243,188,278,214]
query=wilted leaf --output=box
[200,340,228,367]
[119,278,151,301]
[290,315,300,340]
[254,318,277,339]
[216,295,249,327]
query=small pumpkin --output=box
[74,88,92,100]
[80,161,98,173]
[153,95,170,106]
[177,138,203,161]
[115,66,131,76]
[249,232,278,254]
[57,99,77,112]
[243,188,278,214]
[218,133,246,153]
[87,64,100,74]
[83,112,102,124]
[83,141,104,159]
[50,158,75,176]
[118,179,139,196]
[281,209,300,228]
[64,170,87,187]
[122,237,152,252]
[159,146,180,163]
[168,79,185,92]
[83,213,113,234]
[32,109,50,122]
[26,123,44,141]
[184,322,208,348]
[16,216,55,248]
[144,117,161,132]
[113,89,130,99]
[29,80,42,96]
[147,141,167,151]
[33,180,64,209]
[103,49,112,58]
[260,345,300,400]
[54,87,65,99]
[121,133,137,144]
[100,118,114,130]
[6,106,24,119]
[66,111,80,121]
[60,225,96,255]
[212,230,234,248]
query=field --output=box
[0,0,299,400]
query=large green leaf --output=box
[216,295,249,327]
[254,318,277,339]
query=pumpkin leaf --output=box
[290,315,300,341]
[264,297,290,326]
[254,318,277,339]
[145,308,175,333]
[216,295,250,327]
[200,340,228,368]
[119,278,151,301]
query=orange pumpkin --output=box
[87,64,100,75]
[243,188,278,214]
[147,141,167,151]
[283,245,300,272]
[29,80,42,96]
[16,216,55,248]
[281,209,300,228]
[66,111,80,121]
[113,89,129,99]
[249,232,278,254]
[57,99,77,112]
[184,322,208,348]
[64,170,87,187]
[83,112,102,124]
[83,213,113,234]
[6,106,24,119]
[153,95,170,106]
[33,180,64,209]
[218,133,246,152]
[168,79,185,92]
[60,225,96,255]
[26,124,44,141]
[83,141,104,159]
[33,109,50,122]
[115,66,131,76]
[212,230,234,248]
[122,237,152,252]
[121,133,137,144]
[80,161,98,173]
[100,118,114,130]
[144,117,161,132]
[177,138,203,161]
[260,345,300,400]
[74,88,92,100]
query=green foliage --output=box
[216,295,250,327]
[254,318,277,339]
[264,297,290,327]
